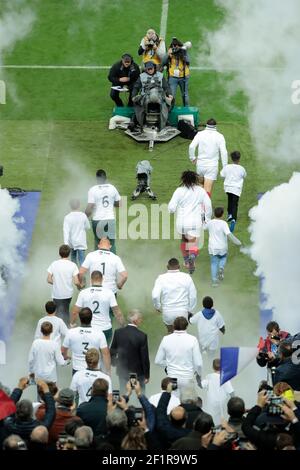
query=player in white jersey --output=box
[85,169,121,253]
[70,348,112,405]
[71,270,125,345]
[63,198,90,266]
[62,307,111,375]
[29,321,67,383]
[152,258,197,333]
[168,170,212,274]
[47,244,81,325]
[189,118,228,196]
[220,150,247,233]
[34,301,68,346]
[79,237,128,294]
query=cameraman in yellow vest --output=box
[165,37,190,106]
[138,29,166,69]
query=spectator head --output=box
[79,307,92,326]
[57,388,75,408]
[170,406,187,428]
[92,378,109,398]
[96,169,107,183]
[41,321,53,337]
[16,400,33,422]
[127,309,142,326]
[45,301,56,315]
[2,435,27,450]
[227,397,245,419]
[121,53,133,67]
[30,425,49,444]
[64,417,84,436]
[212,358,220,372]
[39,381,58,402]
[276,433,294,450]
[121,427,147,450]
[91,270,103,284]
[214,207,224,218]
[266,321,280,337]
[98,237,111,250]
[106,408,128,432]
[193,412,214,435]
[173,316,188,331]
[181,170,198,188]
[74,426,94,450]
[202,296,214,309]
[231,151,241,162]
[59,244,71,258]
[85,348,100,369]
[167,258,180,270]
[273,382,294,401]
[69,198,80,210]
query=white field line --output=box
[0,64,285,71]
[159,0,169,39]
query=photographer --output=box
[163,37,191,106]
[256,321,290,374]
[138,28,166,69]
[108,53,140,107]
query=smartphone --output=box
[129,372,137,388]
[170,377,178,391]
[112,389,120,403]
[28,377,36,386]
[133,407,143,424]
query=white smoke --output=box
[248,172,300,333]
[0,189,25,301]
[0,6,36,63]
[198,0,300,164]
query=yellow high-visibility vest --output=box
[168,55,189,78]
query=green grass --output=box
[1,1,300,392]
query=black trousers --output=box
[110,88,133,107]
[227,193,240,221]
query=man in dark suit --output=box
[110,310,150,393]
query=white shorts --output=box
[196,165,218,181]
[162,310,188,326]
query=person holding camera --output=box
[108,53,140,107]
[163,37,191,106]
[256,321,290,371]
[138,28,166,69]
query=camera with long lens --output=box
[147,39,155,48]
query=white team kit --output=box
[189,127,228,180]
[63,211,90,250]
[62,326,108,371]
[168,186,212,238]
[87,183,121,221]
[81,249,126,293]
[34,315,68,345]
[220,164,247,197]
[152,270,197,325]
[206,219,231,256]
[190,309,225,351]
[75,286,118,331]
[28,339,66,382]
[47,259,79,299]
[70,368,112,405]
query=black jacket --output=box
[110,325,150,379]
[108,60,140,88]
[274,357,300,390]
[4,388,56,441]
[77,395,108,436]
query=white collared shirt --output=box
[152,270,197,314]
[63,211,90,250]
[81,249,126,293]
[189,127,228,168]
[154,330,202,379]
[88,183,121,221]
[70,368,112,405]
[149,391,180,414]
